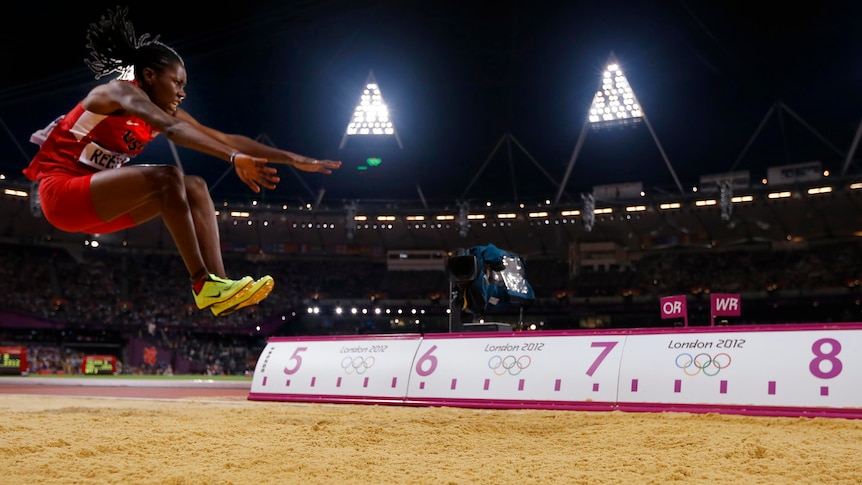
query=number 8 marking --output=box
[809,338,842,379]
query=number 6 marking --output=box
[415,345,438,376]
[587,341,618,377]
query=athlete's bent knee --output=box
[184,175,209,194]
[147,166,185,193]
[149,165,184,181]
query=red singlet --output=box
[23,84,159,234]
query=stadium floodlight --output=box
[588,62,643,130]
[339,70,403,149]
[555,52,685,204]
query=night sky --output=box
[3,1,861,205]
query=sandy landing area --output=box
[2,393,862,484]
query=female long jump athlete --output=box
[23,7,341,317]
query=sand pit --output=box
[2,392,862,484]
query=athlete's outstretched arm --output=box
[85,81,239,163]
[175,109,342,175]
[84,81,280,193]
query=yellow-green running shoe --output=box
[192,274,254,310]
[211,275,275,317]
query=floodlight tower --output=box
[339,70,403,149]
[554,54,685,205]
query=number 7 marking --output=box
[586,341,618,376]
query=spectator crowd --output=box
[1,240,860,374]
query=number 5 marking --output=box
[587,341,618,377]
[283,346,308,375]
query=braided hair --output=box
[84,6,184,80]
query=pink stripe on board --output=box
[592,383,599,392]
[483,378,490,391]
[391,377,397,388]
[554,379,561,391]
[285,379,291,387]
[363,377,369,388]
[821,386,829,396]
[262,376,268,386]
[720,380,727,394]
[310,377,315,387]
[336,377,342,388]
[419,381,425,390]
[450,379,457,390]
[674,379,682,393]
[631,379,638,392]
[768,381,776,395]
[518,379,525,391]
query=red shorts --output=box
[38,174,137,234]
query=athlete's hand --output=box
[291,157,342,174]
[233,153,280,193]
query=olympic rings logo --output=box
[488,355,531,376]
[675,352,731,376]
[341,355,375,375]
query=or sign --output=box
[660,295,688,327]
